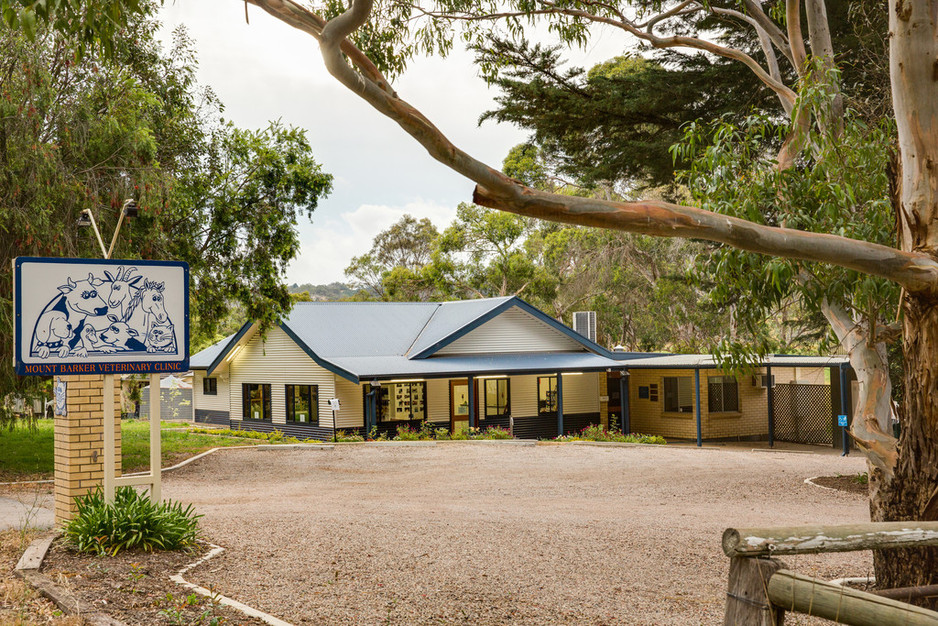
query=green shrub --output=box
[335,430,365,442]
[469,426,513,440]
[64,487,202,556]
[556,425,666,445]
[394,424,421,441]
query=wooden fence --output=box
[723,521,938,625]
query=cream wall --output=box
[228,326,337,428]
[192,370,229,413]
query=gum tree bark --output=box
[877,0,938,595]
[242,0,938,594]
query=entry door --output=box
[450,379,476,433]
[606,372,623,431]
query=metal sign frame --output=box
[14,257,189,376]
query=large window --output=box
[663,377,694,413]
[537,376,557,414]
[242,384,271,420]
[367,382,427,421]
[708,376,739,413]
[484,378,510,417]
[286,384,318,425]
[202,377,217,396]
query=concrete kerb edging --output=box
[170,542,294,626]
[804,475,840,492]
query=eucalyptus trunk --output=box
[872,0,938,596]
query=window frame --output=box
[365,382,428,422]
[202,377,217,396]
[663,376,694,413]
[484,378,510,417]
[286,384,319,425]
[537,376,558,415]
[708,375,739,413]
[242,383,271,421]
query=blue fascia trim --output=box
[411,296,612,359]
[206,321,254,376]
[278,323,360,384]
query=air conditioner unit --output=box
[752,374,776,388]
[572,311,597,343]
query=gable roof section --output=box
[409,297,609,359]
[189,333,235,370]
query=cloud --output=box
[287,200,459,285]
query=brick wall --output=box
[54,374,121,523]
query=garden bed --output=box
[39,538,266,625]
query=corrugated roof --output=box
[617,353,849,369]
[331,351,622,379]
[283,302,439,357]
[190,334,235,369]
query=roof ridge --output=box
[403,302,445,357]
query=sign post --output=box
[838,414,850,457]
[15,257,188,506]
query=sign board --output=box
[14,257,189,376]
[838,414,848,427]
[329,398,341,411]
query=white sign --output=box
[14,257,189,376]
[329,398,341,411]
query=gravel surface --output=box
[162,443,870,625]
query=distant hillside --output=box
[289,282,357,301]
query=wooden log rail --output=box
[723,521,938,557]
[722,522,938,625]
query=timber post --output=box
[724,556,786,625]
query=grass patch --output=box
[0,419,275,481]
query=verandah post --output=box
[766,365,774,448]
[695,368,702,447]
[557,373,564,436]
[467,375,475,429]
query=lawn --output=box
[0,419,268,482]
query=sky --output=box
[157,1,536,285]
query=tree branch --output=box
[243,0,938,297]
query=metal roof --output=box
[407,297,513,356]
[617,353,849,369]
[190,333,235,369]
[331,351,623,380]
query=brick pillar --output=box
[54,374,121,523]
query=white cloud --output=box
[287,200,459,285]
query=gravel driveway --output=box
[163,443,869,625]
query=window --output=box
[484,379,510,417]
[708,376,739,412]
[202,377,217,396]
[242,384,271,420]
[286,384,318,425]
[663,377,693,413]
[538,376,557,414]
[366,382,427,421]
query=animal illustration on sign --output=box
[29,268,177,359]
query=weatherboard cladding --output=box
[406,297,513,356]
[227,326,337,428]
[192,371,228,413]
[435,306,585,355]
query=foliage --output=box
[555,425,666,444]
[392,422,514,440]
[672,91,898,373]
[0,6,332,426]
[334,429,365,442]
[63,487,202,555]
[345,215,439,300]
[288,281,356,300]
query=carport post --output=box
[766,365,774,448]
[839,364,850,457]
[467,375,475,429]
[694,368,702,447]
[619,372,630,434]
[557,373,564,437]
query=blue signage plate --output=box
[838,414,848,427]
[14,257,189,376]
